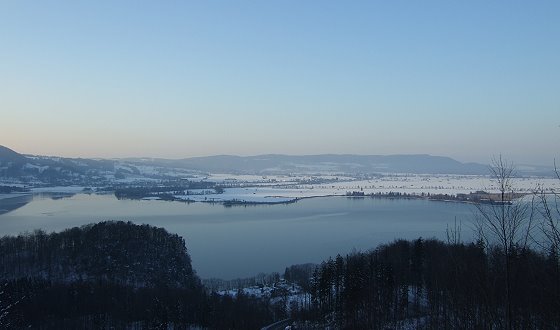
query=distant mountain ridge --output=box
[131,153,490,175]
[0,145,555,182]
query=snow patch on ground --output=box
[213,174,560,197]
[206,177,555,202]
[137,174,560,204]
[174,189,296,204]
[217,280,309,312]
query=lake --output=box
[0,193,476,279]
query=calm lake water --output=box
[0,194,476,279]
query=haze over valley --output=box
[2,144,558,208]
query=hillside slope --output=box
[0,221,199,289]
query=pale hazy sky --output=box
[1,1,559,165]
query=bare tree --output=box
[446,216,462,245]
[538,161,560,260]
[537,161,560,322]
[474,156,536,330]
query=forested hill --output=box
[0,221,199,289]
[292,238,560,328]
[0,145,115,185]
[0,145,27,164]
[0,222,276,329]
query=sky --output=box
[1,1,559,165]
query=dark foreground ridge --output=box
[0,221,276,329]
[0,221,197,288]
[2,221,559,329]
[290,238,560,329]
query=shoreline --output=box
[1,188,527,207]
[129,191,521,207]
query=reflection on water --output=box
[0,194,476,279]
[0,194,33,215]
[34,192,77,200]
[0,192,77,215]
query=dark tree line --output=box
[0,278,277,329]
[294,238,560,329]
[0,221,278,329]
[114,180,217,200]
[0,221,198,288]
[0,186,29,193]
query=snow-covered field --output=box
[3,170,559,205]
[168,174,560,204]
